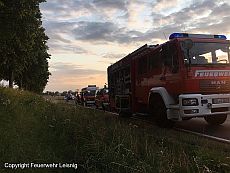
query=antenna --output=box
[163,32,167,41]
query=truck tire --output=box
[204,114,227,125]
[149,95,174,128]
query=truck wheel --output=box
[204,114,227,125]
[149,95,174,128]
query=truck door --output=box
[162,41,182,95]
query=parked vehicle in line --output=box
[74,92,81,105]
[64,91,75,102]
[108,33,230,127]
[81,85,98,106]
[95,88,109,110]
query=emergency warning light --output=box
[169,33,227,40]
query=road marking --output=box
[174,128,230,144]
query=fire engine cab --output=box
[81,85,98,106]
[108,33,230,127]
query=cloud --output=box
[209,3,230,18]
[41,0,128,22]
[190,16,230,34]
[43,21,76,33]
[152,1,215,27]
[43,21,76,43]
[51,62,105,76]
[41,0,95,21]
[42,21,90,54]
[148,0,230,39]
[153,0,178,12]
[48,43,88,54]
[92,0,127,10]
[72,20,151,44]
[126,1,152,31]
[42,0,230,46]
[102,53,126,59]
[46,62,106,91]
[46,1,230,46]
[73,21,117,41]
[98,53,127,65]
[41,1,148,45]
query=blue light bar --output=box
[169,33,188,39]
[214,35,227,39]
[169,33,227,40]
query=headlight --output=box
[182,98,198,106]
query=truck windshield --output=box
[180,42,230,65]
[104,89,109,94]
[84,90,96,96]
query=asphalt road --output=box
[175,115,230,140]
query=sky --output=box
[40,0,230,92]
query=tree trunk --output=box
[9,69,14,88]
[18,76,22,89]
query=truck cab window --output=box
[180,42,230,65]
[162,42,179,73]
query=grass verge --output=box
[0,87,229,173]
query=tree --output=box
[0,0,50,92]
[15,20,51,93]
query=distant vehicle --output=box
[75,92,81,105]
[81,85,98,106]
[95,88,109,110]
[108,33,230,127]
[64,91,75,102]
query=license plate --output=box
[212,98,229,104]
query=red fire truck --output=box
[95,87,109,110]
[81,85,98,106]
[108,33,230,127]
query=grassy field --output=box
[0,87,229,173]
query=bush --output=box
[0,87,229,173]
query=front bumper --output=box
[168,94,230,120]
[85,100,95,104]
[102,102,109,106]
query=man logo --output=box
[210,81,226,85]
